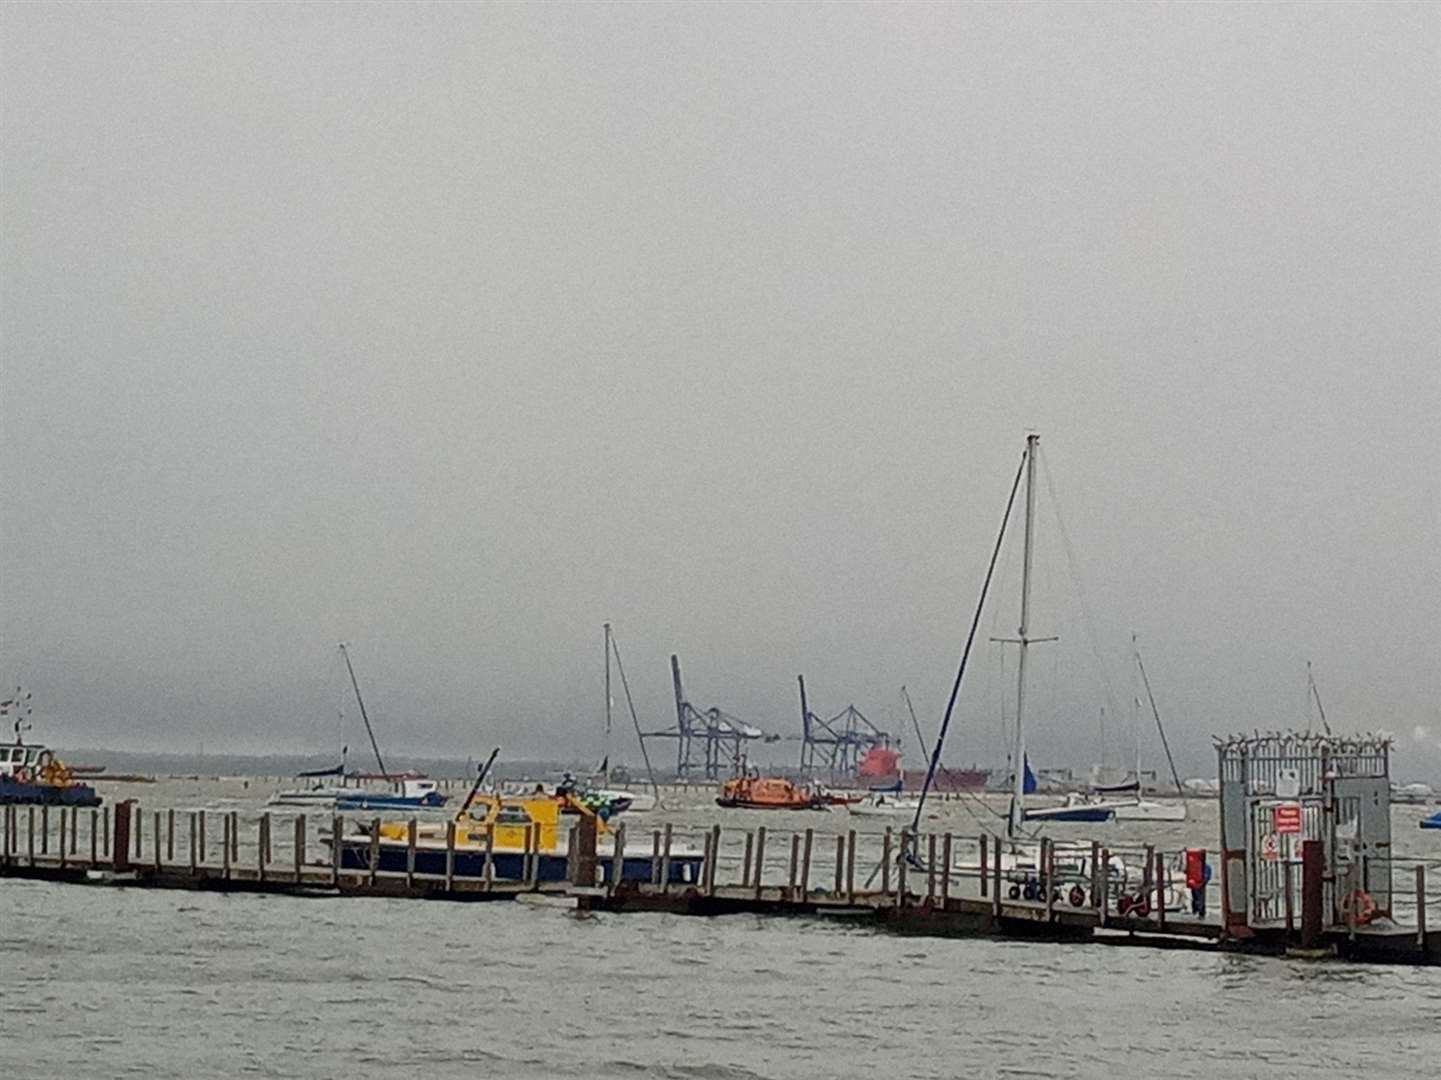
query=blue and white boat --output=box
[0,696,102,807]
[1420,809,1441,830]
[334,779,447,811]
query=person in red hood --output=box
[1185,849,1211,916]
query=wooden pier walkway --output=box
[2,801,1434,965]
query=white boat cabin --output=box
[0,741,51,778]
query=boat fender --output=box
[1341,889,1377,926]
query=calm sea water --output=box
[3,781,1439,1079]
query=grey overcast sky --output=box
[2,2,1437,777]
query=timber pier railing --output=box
[2,801,1435,965]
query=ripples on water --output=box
[3,876,1438,1079]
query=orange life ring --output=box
[1341,888,1377,926]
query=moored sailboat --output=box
[269,644,448,810]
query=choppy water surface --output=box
[3,781,1439,1078]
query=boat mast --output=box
[339,643,390,781]
[1131,634,1142,789]
[1008,434,1040,839]
[1135,634,1185,796]
[603,622,613,786]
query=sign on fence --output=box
[1273,803,1303,835]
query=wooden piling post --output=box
[1043,838,1055,921]
[1347,861,1359,941]
[188,812,198,874]
[41,804,49,856]
[90,808,99,867]
[1097,848,1108,913]
[230,811,239,862]
[841,824,853,899]
[153,811,162,871]
[166,809,174,863]
[787,833,800,899]
[927,834,937,902]
[71,805,79,857]
[1417,865,1427,949]
[198,810,206,865]
[741,830,754,888]
[367,818,380,888]
[897,831,909,907]
[294,814,306,884]
[610,823,626,893]
[833,833,845,896]
[980,834,988,897]
[258,813,270,881]
[753,826,767,899]
[330,814,342,887]
[992,841,1002,918]
[406,818,417,889]
[941,834,952,905]
[878,827,890,897]
[1155,851,1166,930]
[707,825,720,897]
[1283,848,1295,937]
[442,821,455,891]
[483,824,495,889]
[222,814,232,880]
[800,829,814,900]
[650,829,661,886]
[103,805,111,864]
[572,814,603,887]
[28,806,35,866]
[660,823,673,893]
[1088,841,1099,908]
[111,801,131,871]
[524,819,536,888]
[1,804,8,863]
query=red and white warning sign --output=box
[1273,803,1303,835]
[1261,833,1280,861]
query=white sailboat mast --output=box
[603,622,613,786]
[1008,433,1040,838]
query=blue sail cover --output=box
[1023,757,1038,794]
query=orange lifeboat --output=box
[716,775,825,810]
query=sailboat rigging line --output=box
[607,628,663,804]
[1037,446,1122,721]
[339,643,390,781]
[910,449,1028,835]
[1134,640,1184,796]
[1307,661,1332,735]
[902,686,930,763]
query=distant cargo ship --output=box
[856,747,989,792]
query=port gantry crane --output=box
[640,654,780,781]
[796,674,894,781]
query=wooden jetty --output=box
[1,800,1434,965]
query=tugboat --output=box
[0,693,102,807]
